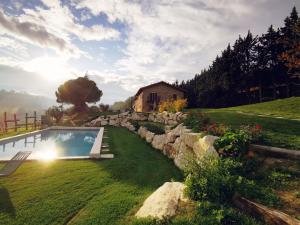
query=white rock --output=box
[145,131,155,143]
[101,120,108,126]
[138,126,148,139]
[109,119,117,126]
[110,115,119,120]
[169,124,186,137]
[165,132,177,144]
[151,134,166,150]
[182,133,201,148]
[193,135,219,159]
[174,142,194,170]
[136,182,187,219]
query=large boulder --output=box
[168,124,186,137]
[174,142,194,170]
[182,133,201,148]
[101,120,108,126]
[135,182,188,219]
[148,114,155,122]
[193,135,219,159]
[163,143,177,159]
[145,131,155,143]
[152,134,166,150]
[110,114,119,120]
[109,119,117,126]
[165,132,177,144]
[138,126,148,139]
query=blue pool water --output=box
[0,129,99,160]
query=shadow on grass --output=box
[93,126,183,189]
[0,187,15,218]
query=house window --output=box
[149,92,158,103]
[173,94,177,100]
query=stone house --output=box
[133,81,185,112]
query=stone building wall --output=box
[134,83,184,112]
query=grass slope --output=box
[189,98,300,150]
[0,127,182,225]
[218,97,300,120]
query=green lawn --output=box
[202,111,300,150]
[188,98,300,150]
[216,97,300,120]
[0,127,182,225]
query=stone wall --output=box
[88,111,187,127]
[88,111,218,170]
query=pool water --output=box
[0,129,99,161]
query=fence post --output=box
[25,113,28,130]
[4,112,7,133]
[14,113,17,132]
[34,111,37,130]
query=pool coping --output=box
[0,126,104,162]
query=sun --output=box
[23,56,75,82]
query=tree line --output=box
[175,7,300,108]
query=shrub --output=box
[130,120,140,131]
[214,130,250,157]
[158,99,187,113]
[185,156,280,209]
[139,121,165,134]
[213,125,263,158]
[205,123,229,136]
[185,156,242,203]
[183,111,211,132]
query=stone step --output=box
[100,154,114,159]
[101,149,110,152]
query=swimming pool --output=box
[0,127,103,161]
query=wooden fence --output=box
[0,112,43,134]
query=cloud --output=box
[0,0,120,58]
[0,10,82,58]
[75,0,299,93]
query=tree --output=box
[110,96,134,111]
[280,10,300,78]
[46,106,63,123]
[99,103,109,112]
[56,76,103,112]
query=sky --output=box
[0,0,299,104]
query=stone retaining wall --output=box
[88,111,187,127]
[88,111,218,170]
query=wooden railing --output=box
[0,112,43,135]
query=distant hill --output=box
[0,90,56,119]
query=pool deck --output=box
[89,127,104,159]
[0,126,105,162]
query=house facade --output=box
[133,81,185,112]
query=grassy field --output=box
[0,127,182,225]
[219,97,300,120]
[189,98,300,150]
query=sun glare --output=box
[36,149,57,161]
[23,56,75,82]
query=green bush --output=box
[185,156,280,208]
[214,130,250,157]
[185,156,242,203]
[138,121,165,134]
[130,120,141,131]
[184,111,211,132]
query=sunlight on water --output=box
[34,148,57,161]
[0,129,99,161]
